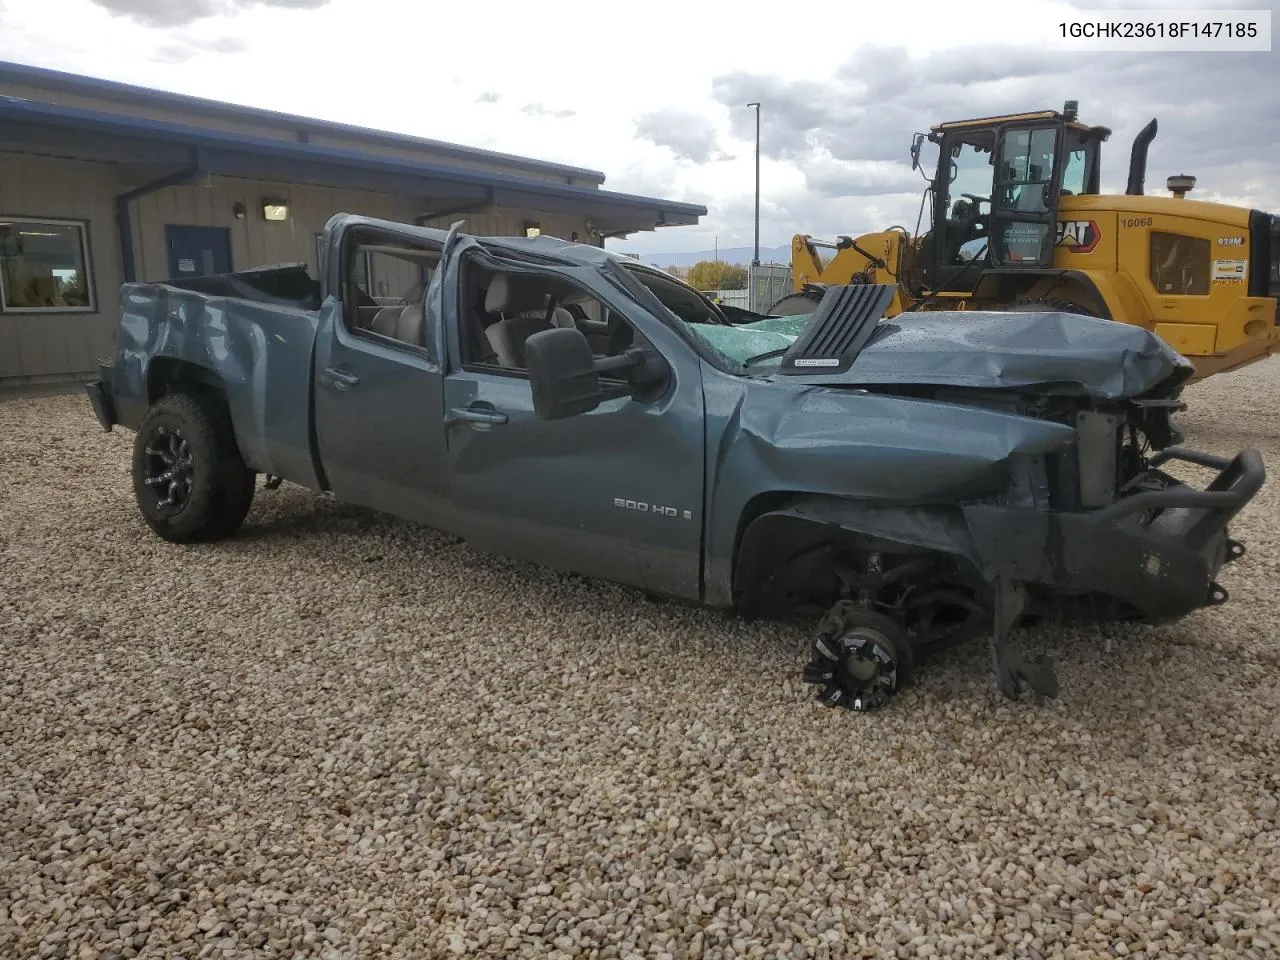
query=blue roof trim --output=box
[0,60,607,183]
[0,94,708,222]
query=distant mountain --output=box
[627,245,793,269]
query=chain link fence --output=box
[747,262,791,313]
[705,262,792,314]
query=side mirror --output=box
[526,327,667,420]
[909,132,923,171]
[526,327,603,420]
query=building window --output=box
[0,217,96,313]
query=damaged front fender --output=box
[702,380,1078,606]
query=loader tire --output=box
[131,391,256,544]
[1004,297,1099,318]
[768,292,824,316]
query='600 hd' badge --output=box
[614,498,693,520]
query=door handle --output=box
[324,366,360,390]
[446,404,509,427]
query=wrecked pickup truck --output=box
[86,213,1265,711]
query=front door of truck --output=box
[436,245,705,600]
[311,223,453,529]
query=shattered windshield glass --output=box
[689,315,810,368]
[619,263,815,373]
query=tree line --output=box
[660,261,748,291]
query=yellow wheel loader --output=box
[774,103,1280,380]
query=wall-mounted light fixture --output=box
[261,197,289,221]
[524,221,541,238]
[232,201,247,220]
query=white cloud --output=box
[0,0,1276,259]
[87,0,330,27]
[634,108,733,165]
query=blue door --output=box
[165,225,232,280]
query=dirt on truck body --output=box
[85,213,1265,712]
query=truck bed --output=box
[109,265,325,490]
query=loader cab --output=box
[916,106,1107,294]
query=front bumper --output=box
[965,446,1265,622]
[85,376,116,432]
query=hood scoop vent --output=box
[777,283,897,375]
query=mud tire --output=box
[131,391,255,544]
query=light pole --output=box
[746,101,761,267]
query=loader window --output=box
[1062,148,1087,196]
[1060,127,1101,196]
[998,127,1057,214]
[940,139,995,266]
[948,141,995,204]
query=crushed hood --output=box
[721,309,1196,401]
[836,310,1196,399]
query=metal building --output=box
[0,61,706,386]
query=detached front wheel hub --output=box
[803,605,913,712]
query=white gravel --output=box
[3,361,1280,960]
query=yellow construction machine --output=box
[774,102,1280,379]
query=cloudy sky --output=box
[0,0,1275,257]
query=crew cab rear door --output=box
[311,219,453,528]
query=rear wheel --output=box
[131,392,255,543]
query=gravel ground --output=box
[3,361,1280,960]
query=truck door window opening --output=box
[340,235,441,351]
[457,258,642,377]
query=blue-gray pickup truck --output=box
[86,213,1265,711]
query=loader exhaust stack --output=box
[1126,118,1158,196]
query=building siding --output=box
[128,178,421,282]
[129,179,593,283]
[2,150,595,382]
[0,152,121,380]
